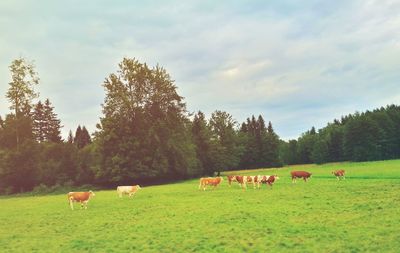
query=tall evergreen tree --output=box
[32,101,46,142]
[264,121,281,166]
[192,111,214,176]
[67,130,74,144]
[43,99,62,143]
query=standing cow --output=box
[199,177,223,191]
[235,176,248,190]
[67,191,95,210]
[227,175,238,187]
[291,171,312,183]
[117,185,141,198]
[332,170,346,180]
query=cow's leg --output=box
[69,199,74,210]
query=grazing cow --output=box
[264,175,279,188]
[332,170,346,180]
[291,171,312,183]
[117,185,141,198]
[227,175,238,187]
[235,175,248,190]
[67,191,95,210]
[258,175,280,188]
[199,177,223,191]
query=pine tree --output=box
[74,125,82,147]
[67,130,74,144]
[80,126,92,148]
[265,121,281,166]
[192,111,213,175]
[43,99,62,142]
[32,101,46,142]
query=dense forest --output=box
[1,57,399,194]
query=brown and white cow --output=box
[234,175,248,190]
[245,175,263,189]
[227,175,238,187]
[67,191,95,210]
[258,175,280,188]
[332,170,346,180]
[117,185,141,198]
[291,171,312,183]
[199,177,223,191]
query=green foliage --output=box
[209,110,243,172]
[96,58,197,183]
[192,111,214,175]
[281,105,400,165]
[0,141,39,193]
[6,57,39,116]
[33,99,62,143]
[74,125,91,149]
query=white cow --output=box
[117,185,141,198]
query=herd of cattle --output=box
[199,169,346,190]
[67,169,346,210]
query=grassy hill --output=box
[1,160,400,252]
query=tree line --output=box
[279,105,400,165]
[0,57,399,194]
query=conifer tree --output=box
[67,130,74,144]
[43,99,62,142]
[32,101,46,142]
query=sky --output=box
[0,0,399,140]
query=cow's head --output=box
[137,185,141,189]
[274,175,280,180]
[89,190,95,197]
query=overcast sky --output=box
[1,0,399,140]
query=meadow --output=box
[1,160,400,252]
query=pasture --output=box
[1,160,400,252]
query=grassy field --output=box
[1,160,400,252]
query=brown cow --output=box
[199,177,223,191]
[291,171,312,183]
[332,170,346,180]
[67,191,95,210]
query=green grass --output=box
[1,160,400,252]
